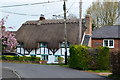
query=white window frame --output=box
[41,55,48,61]
[103,39,114,48]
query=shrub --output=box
[110,50,120,75]
[95,47,110,70]
[0,56,2,60]
[58,57,64,64]
[35,57,40,61]
[5,56,14,61]
[2,56,40,62]
[69,45,89,70]
[2,55,7,60]
[14,56,19,61]
[69,45,110,70]
[19,56,25,61]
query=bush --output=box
[19,56,25,61]
[69,45,110,70]
[0,56,2,60]
[2,56,40,62]
[14,56,19,61]
[95,47,110,70]
[110,50,120,75]
[2,55,7,60]
[58,57,64,64]
[5,56,14,61]
[69,45,89,70]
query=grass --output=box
[85,70,111,73]
[59,64,69,68]
[59,65,110,73]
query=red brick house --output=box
[92,25,120,51]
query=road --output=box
[2,62,108,79]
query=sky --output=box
[0,0,119,31]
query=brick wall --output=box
[92,38,120,51]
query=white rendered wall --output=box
[17,48,70,63]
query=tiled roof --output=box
[92,25,120,38]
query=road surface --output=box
[2,62,110,80]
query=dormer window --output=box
[60,42,70,48]
[39,42,48,48]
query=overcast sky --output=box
[0,0,119,31]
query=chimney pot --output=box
[39,14,45,20]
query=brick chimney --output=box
[85,14,92,47]
[85,14,92,35]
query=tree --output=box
[87,0,119,29]
[0,16,18,53]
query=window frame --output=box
[103,39,114,48]
[41,54,48,61]
[39,42,48,48]
[59,42,70,48]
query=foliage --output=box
[58,57,64,64]
[69,45,89,69]
[2,56,41,62]
[108,74,120,79]
[110,50,120,75]
[86,70,110,73]
[87,1,119,28]
[0,16,18,52]
[69,45,110,70]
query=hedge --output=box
[110,50,120,75]
[69,45,110,70]
[58,57,64,64]
[1,56,41,62]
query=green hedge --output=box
[69,45,110,70]
[2,56,41,62]
[110,50,120,75]
[58,57,64,64]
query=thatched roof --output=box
[16,19,86,50]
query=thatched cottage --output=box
[16,15,92,63]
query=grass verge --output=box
[85,70,110,73]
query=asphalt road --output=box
[2,67,19,79]
[2,62,107,79]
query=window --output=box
[39,42,48,48]
[60,42,70,48]
[54,55,60,62]
[103,39,114,48]
[17,43,24,48]
[41,55,48,61]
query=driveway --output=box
[2,62,106,79]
